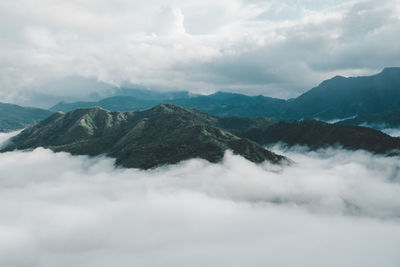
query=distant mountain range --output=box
[0,103,52,132]
[50,92,286,117]
[3,104,399,169]
[50,96,160,113]
[50,67,400,127]
[1,67,399,134]
[339,109,400,128]
[282,67,400,121]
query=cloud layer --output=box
[380,128,400,137]
[1,0,400,103]
[0,141,399,266]
[0,131,21,149]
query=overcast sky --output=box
[1,0,400,102]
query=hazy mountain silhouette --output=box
[0,103,52,132]
[49,68,400,127]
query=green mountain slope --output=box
[0,103,52,132]
[3,104,285,169]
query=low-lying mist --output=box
[0,131,21,149]
[359,124,400,137]
[0,134,399,267]
[381,128,400,137]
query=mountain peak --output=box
[62,106,112,122]
[322,75,346,84]
[3,105,286,169]
[380,67,400,75]
[151,103,181,112]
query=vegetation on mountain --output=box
[0,103,52,132]
[234,120,400,154]
[4,102,400,170]
[3,104,285,169]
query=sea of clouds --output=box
[0,132,399,267]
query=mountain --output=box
[51,91,287,118]
[175,68,400,125]
[339,109,400,128]
[50,96,159,112]
[4,103,399,170]
[2,104,285,169]
[15,76,198,109]
[170,92,286,118]
[234,120,400,155]
[50,100,98,112]
[115,86,195,101]
[0,103,52,132]
[282,67,400,122]
[48,68,400,127]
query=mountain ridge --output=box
[2,104,286,169]
[0,103,52,132]
[48,68,400,127]
[3,104,400,170]
[2,67,400,134]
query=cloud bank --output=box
[0,131,21,149]
[358,123,400,138]
[0,141,399,266]
[381,128,400,138]
[1,0,400,104]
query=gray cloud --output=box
[382,128,400,137]
[359,125,400,138]
[0,139,399,266]
[0,131,21,149]
[1,0,400,103]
